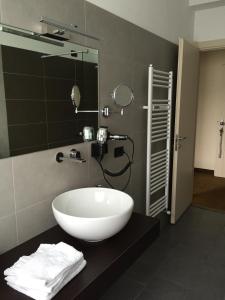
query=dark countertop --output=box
[0,213,160,300]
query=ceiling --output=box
[189,0,225,9]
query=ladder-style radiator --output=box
[143,65,173,217]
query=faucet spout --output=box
[56,149,86,163]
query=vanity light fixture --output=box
[41,49,88,59]
[40,16,100,41]
[0,24,64,47]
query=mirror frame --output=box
[112,84,134,108]
[0,22,99,158]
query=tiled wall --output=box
[1,46,98,156]
[0,0,178,254]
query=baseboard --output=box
[194,168,214,175]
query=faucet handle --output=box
[70,149,81,159]
[96,184,104,188]
[70,149,86,162]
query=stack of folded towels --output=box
[4,242,86,300]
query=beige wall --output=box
[195,50,225,170]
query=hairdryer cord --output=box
[95,137,134,191]
[95,151,131,191]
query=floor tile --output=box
[155,244,225,290]
[100,274,145,300]
[136,277,187,300]
[185,288,225,300]
[101,207,225,299]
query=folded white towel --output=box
[7,259,87,300]
[5,258,85,293]
[4,242,83,284]
[4,242,87,300]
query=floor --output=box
[100,207,225,300]
[193,169,225,213]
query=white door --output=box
[171,38,200,224]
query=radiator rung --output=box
[152,124,168,130]
[151,149,167,157]
[151,165,169,176]
[153,84,170,89]
[151,183,166,195]
[149,195,167,212]
[151,156,168,167]
[153,69,170,76]
[151,171,169,184]
[151,177,168,191]
[151,151,168,161]
[151,159,168,171]
[152,137,168,143]
[152,99,169,103]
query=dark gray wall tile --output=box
[4,73,45,100]
[48,138,81,149]
[2,46,43,76]
[11,145,47,156]
[81,80,98,110]
[45,77,74,101]
[99,54,133,101]
[43,56,75,79]
[8,123,47,150]
[46,101,74,122]
[47,120,78,143]
[85,3,134,61]
[6,100,46,125]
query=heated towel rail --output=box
[143,65,173,217]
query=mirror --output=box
[71,85,81,108]
[0,23,98,158]
[112,84,134,107]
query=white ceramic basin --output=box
[52,187,134,242]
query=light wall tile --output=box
[88,176,106,188]
[12,143,90,211]
[0,214,17,254]
[0,158,15,218]
[17,198,56,243]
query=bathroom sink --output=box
[52,187,134,242]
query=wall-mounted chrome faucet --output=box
[56,149,86,163]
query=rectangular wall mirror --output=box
[0,24,99,158]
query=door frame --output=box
[196,38,225,52]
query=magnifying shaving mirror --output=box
[112,84,134,107]
[71,84,81,108]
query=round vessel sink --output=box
[52,187,134,242]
